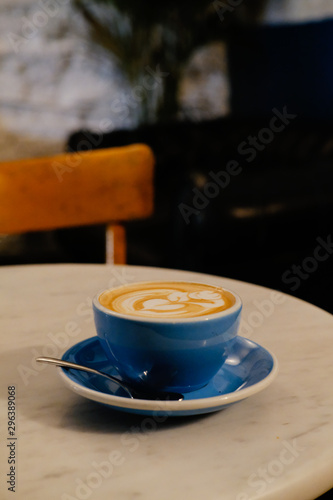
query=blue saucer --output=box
[58,336,278,417]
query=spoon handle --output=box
[36,356,184,401]
[35,356,134,398]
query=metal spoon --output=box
[36,356,184,401]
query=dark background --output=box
[1,15,332,318]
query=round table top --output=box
[0,264,332,500]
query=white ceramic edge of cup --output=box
[92,280,242,324]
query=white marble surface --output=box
[0,264,332,500]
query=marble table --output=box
[0,264,332,500]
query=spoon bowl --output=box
[36,356,184,401]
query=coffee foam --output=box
[98,281,236,318]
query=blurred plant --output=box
[73,0,268,123]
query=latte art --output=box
[98,281,235,318]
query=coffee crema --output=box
[98,281,236,318]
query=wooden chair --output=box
[0,144,154,264]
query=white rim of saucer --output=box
[93,280,242,323]
[58,347,278,412]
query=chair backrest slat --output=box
[0,144,154,235]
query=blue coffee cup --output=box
[92,281,242,393]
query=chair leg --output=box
[106,224,126,264]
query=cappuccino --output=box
[98,281,235,319]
